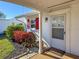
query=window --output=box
[52,15,65,40]
[31,20,35,28]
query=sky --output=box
[0,1,32,19]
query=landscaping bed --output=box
[5,42,29,59]
[0,37,38,59]
[0,23,38,59]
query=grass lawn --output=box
[0,38,14,59]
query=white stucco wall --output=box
[70,3,79,55]
[42,13,52,48]
[42,2,79,56]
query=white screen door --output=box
[51,14,66,51]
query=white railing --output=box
[33,32,49,49]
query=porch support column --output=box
[39,12,43,54]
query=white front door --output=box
[51,14,66,51]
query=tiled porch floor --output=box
[30,54,79,59]
[30,48,79,59]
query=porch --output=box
[20,47,79,59]
[2,0,79,58]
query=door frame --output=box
[51,13,66,51]
[49,8,71,53]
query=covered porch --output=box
[3,0,79,59]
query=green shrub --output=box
[15,23,24,31]
[5,23,24,39]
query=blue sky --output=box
[0,1,32,19]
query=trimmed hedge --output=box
[13,31,36,47]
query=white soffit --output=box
[4,0,77,12]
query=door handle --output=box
[64,32,66,34]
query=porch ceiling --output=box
[4,0,78,12]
